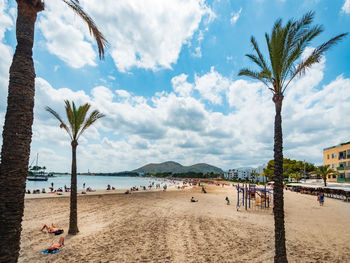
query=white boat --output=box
[27,153,51,181]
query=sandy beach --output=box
[19,184,350,263]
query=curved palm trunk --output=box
[273,96,288,263]
[0,1,43,262]
[68,140,79,234]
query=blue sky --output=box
[0,0,350,172]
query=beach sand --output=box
[19,184,350,262]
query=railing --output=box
[337,178,350,182]
[337,166,350,171]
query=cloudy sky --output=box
[0,0,350,172]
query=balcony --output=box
[337,178,350,182]
[337,166,350,171]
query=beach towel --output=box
[54,229,64,235]
[42,246,64,255]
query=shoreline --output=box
[24,184,190,200]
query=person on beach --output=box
[83,183,85,189]
[51,182,54,188]
[41,224,64,235]
[46,237,64,253]
[318,192,325,206]
[86,187,95,192]
[191,197,198,202]
[107,184,111,190]
[225,196,230,205]
[202,186,207,193]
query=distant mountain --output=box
[133,161,223,174]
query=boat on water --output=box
[27,176,48,181]
[27,153,53,181]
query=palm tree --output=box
[238,12,347,262]
[46,100,105,234]
[0,1,107,262]
[313,165,337,186]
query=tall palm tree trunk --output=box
[323,176,327,187]
[0,1,43,262]
[68,140,79,234]
[273,95,288,262]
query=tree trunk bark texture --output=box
[273,95,288,263]
[68,140,79,235]
[0,1,43,262]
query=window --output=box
[333,164,337,169]
[333,175,337,179]
[332,153,336,159]
[328,175,331,179]
[327,154,330,159]
[339,162,346,167]
[339,151,346,160]
[347,150,350,159]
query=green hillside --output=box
[133,161,223,174]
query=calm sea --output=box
[26,174,171,191]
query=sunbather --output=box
[41,223,64,234]
[46,237,64,253]
[191,197,198,202]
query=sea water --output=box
[26,174,169,191]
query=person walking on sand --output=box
[318,192,325,206]
[225,196,230,205]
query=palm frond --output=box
[45,106,73,140]
[62,0,108,59]
[284,32,348,92]
[250,37,272,80]
[77,110,105,140]
[239,11,347,98]
[238,68,271,89]
[64,100,76,139]
[73,103,91,139]
[280,24,323,88]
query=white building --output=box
[224,164,267,182]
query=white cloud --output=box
[194,66,230,104]
[342,0,350,13]
[83,0,214,72]
[37,0,214,71]
[115,89,131,99]
[171,74,193,97]
[28,60,350,172]
[37,0,97,68]
[230,8,242,24]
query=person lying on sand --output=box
[41,224,64,234]
[191,197,198,202]
[46,237,64,253]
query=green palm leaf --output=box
[46,101,105,142]
[62,0,109,59]
[238,12,347,95]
